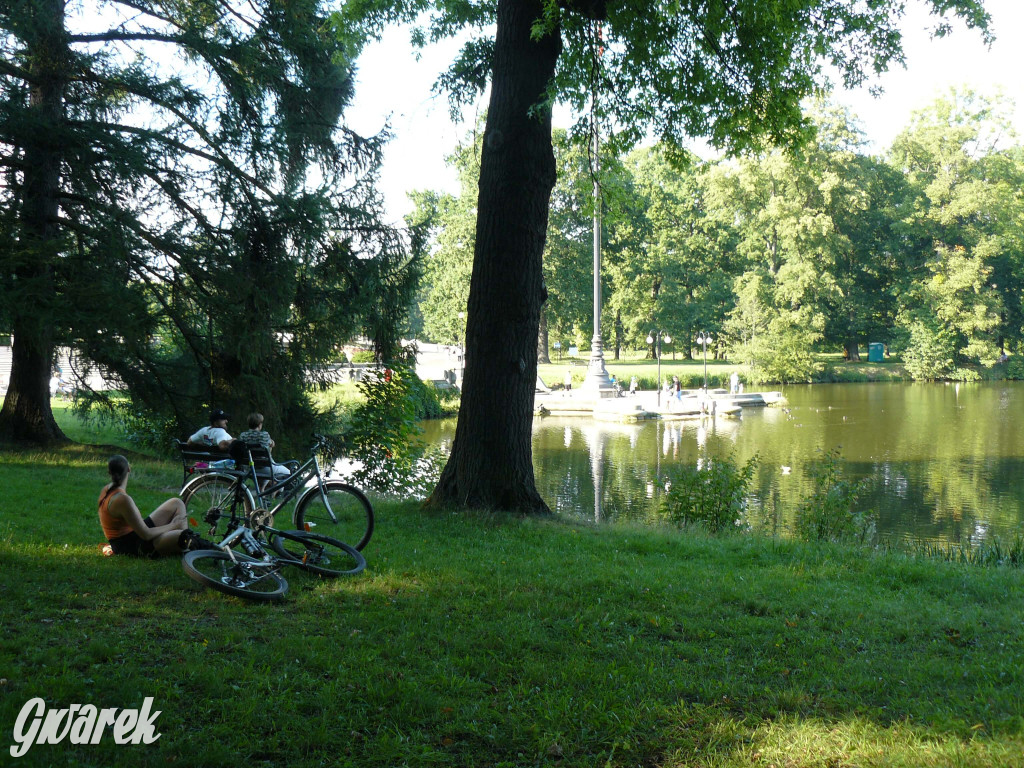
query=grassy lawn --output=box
[1,430,1022,766]
[540,354,909,389]
[50,399,129,448]
[540,358,743,390]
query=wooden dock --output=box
[534,388,785,422]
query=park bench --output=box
[175,439,234,488]
[176,439,301,491]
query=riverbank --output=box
[539,357,912,390]
[538,354,1024,388]
[1,443,1022,767]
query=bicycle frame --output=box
[218,522,268,559]
[244,450,330,516]
[205,523,288,591]
[215,512,347,571]
[192,439,334,531]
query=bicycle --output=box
[182,517,366,602]
[180,434,374,551]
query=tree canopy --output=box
[0,0,414,446]
[346,0,992,512]
[412,89,1024,386]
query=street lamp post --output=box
[696,331,713,391]
[646,330,671,408]
[581,23,614,395]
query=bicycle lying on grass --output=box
[182,519,365,602]
[180,434,373,551]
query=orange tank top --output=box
[98,487,133,541]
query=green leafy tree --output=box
[724,270,823,384]
[889,89,1020,369]
[0,0,411,445]
[799,103,908,358]
[899,314,957,380]
[707,103,914,373]
[608,147,737,358]
[408,133,482,346]
[349,0,990,513]
[706,147,832,379]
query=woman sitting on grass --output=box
[99,455,213,556]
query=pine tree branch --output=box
[67,116,276,200]
[69,31,184,45]
[0,59,36,85]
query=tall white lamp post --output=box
[582,22,613,395]
[696,331,713,391]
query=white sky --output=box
[347,0,1024,224]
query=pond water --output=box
[420,382,1024,547]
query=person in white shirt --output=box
[187,409,233,452]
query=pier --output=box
[534,387,785,422]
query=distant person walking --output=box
[564,369,573,392]
[730,371,740,394]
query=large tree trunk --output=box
[0,0,68,445]
[845,340,861,362]
[427,0,561,513]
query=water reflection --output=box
[420,383,1024,546]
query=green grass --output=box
[51,399,129,448]
[542,353,911,389]
[2,439,1022,767]
[541,358,742,390]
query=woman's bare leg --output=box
[153,530,189,556]
[148,498,189,555]
[148,497,188,528]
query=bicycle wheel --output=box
[182,550,288,601]
[268,530,366,577]
[293,481,373,551]
[180,472,253,538]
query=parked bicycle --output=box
[182,517,365,602]
[180,434,374,551]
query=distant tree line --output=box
[411,89,1024,383]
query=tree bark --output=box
[427,0,561,513]
[0,0,69,445]
[537,311,551,364]
[845,340,861,362]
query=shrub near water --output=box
[340,363,452,498]
[660,453,758,533]
[796,447,876,543]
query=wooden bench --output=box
[175,439,233,488]
[177,439,299,490]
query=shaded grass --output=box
[1,444,1022,767]
[51,399,130,449]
